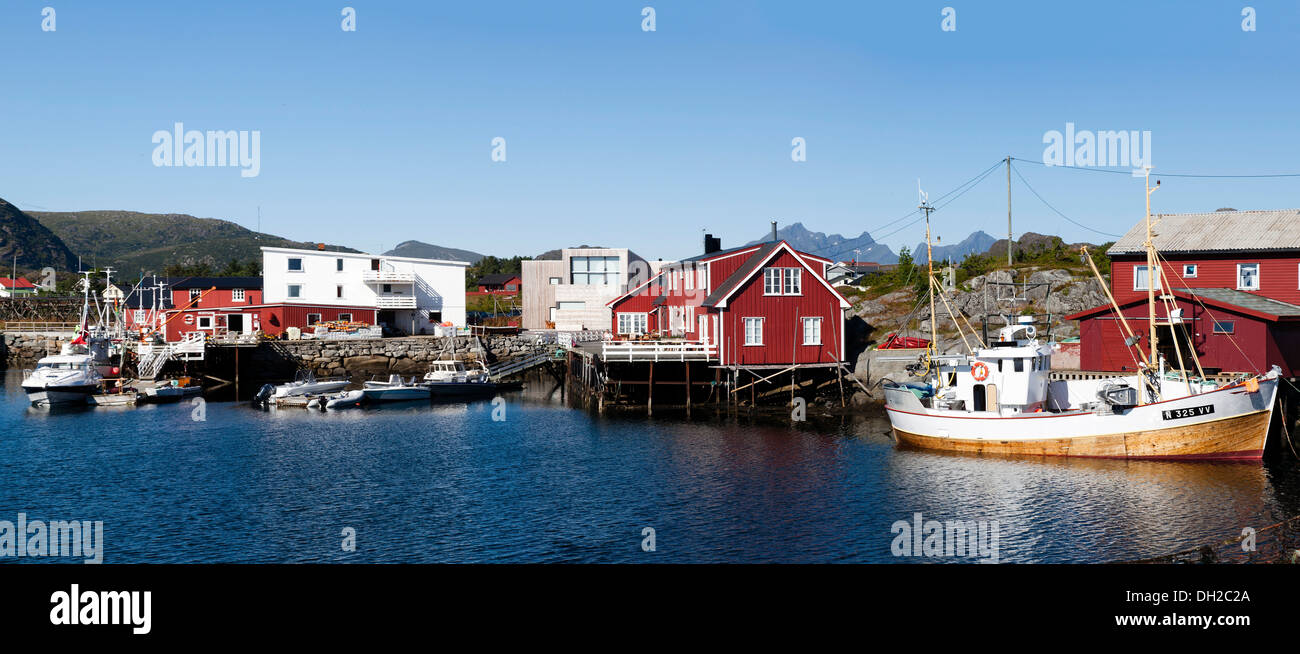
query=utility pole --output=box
[1006,156,1013,266]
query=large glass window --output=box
[570,256,621,285]
[288,258,303,271]
[1237,263,1259,290]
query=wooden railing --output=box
[601,341,716,362]
[0,321,79,333]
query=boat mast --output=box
[919,183,938,387]
[1143,167,1160,373]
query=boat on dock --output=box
[880,170,1282,460]
[140,377,203,403]
[420,360,497,397]
[256,371,351,404]
[361,375,432,403]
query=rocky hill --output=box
[384,240,483,263]
[0,198,79,273]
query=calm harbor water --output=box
[3,369,1299,563]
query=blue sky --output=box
[2,1,1298,261]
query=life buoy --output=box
[971,361,989,381]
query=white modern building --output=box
[521,247,663,330]
[261,246,468,335]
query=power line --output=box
[1010,162,1122,238]
[1010,156,1300,179]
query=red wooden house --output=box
[124,276,270,341]
[474,273,521,295]
[1067,209,1300,376]
[606,236,850,366]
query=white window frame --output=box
[1237,263,1260,291]
[287,284,302,299]
[801,316,822,345]
[231,288,245,302]
[1182,264,1197,278]
[743,317,764,346]
[1212,320,1235,334]
[684,266,694,291]
[338,313,352,322]
[196,315,214,330]
[763,269,781,295]
[189,288,202,301]
[306,313,322,326]
[288,257,303,272]
[1133,265,1161,291]
[784,268,802,295]
[549,277,561,285]
[698,266,707,290]
[617,312,648,335]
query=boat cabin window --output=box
[972,384,985,411]
[1013,358,1023,372]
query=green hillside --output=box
[32,210,362,276]
[0,198,79,273]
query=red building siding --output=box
[1110,253,1300,306]
[718,250,844,366]
[1076,297,1295,375]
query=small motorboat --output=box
[141,376,203,403]
[321,390,365,410]
[361,375,431,403]
[268,371,351,400]
[420,360,498,397]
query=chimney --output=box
[703,233,722,255]
[770,220,778,242]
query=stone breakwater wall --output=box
[1,332,70,366]
[261,334,539,377]
[1,332,541,378]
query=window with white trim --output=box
[743,317,763,345]
[1182,264,1197,278]
[698,266,707,290]
[802,317,822,345]
[288,257,303,271]
[763,268,802,295]
[189,288,201,301]
[287,284,302,299]
[684,267,694,290]
[338,313,352,322]
[306,313,322,325]
[197,315,213,329]
[617,312,648,335]
[1237,263,1259,290]
[232,288,245,302]
[1133,265,1161,291]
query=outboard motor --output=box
[253,383,275,405]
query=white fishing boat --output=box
[420,360,497,396]
[319,389,365,410]
[361,374,431,402]
[21,349,103,406]
[881,170,1282,460]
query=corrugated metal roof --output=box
[1108,209,1300,255]
[1179,288,1300,319]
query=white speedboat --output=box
[22,350,103,406]
[272,371,350,398]
[361,375,431,402]
[420,360,497,396]
[319,390,365,410]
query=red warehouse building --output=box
[473,273,522,295]
[1067,209,1300,377]
[607,235,850,366]
[124,276,377,341]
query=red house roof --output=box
[1067,288,1300,323]
[0,277,35,289]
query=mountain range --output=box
[0,199,78,272]
[745,222,899,264]
[913,230,998,264]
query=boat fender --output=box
[1245,378,1259,393]
[971,362,989,382]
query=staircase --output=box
[135,333,206,379]
[488,346,559,381]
